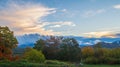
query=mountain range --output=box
[16,34,120,48]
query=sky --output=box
[0,0,120,38]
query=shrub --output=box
[107,58,120,64]
[46,60,73,66]
[45,60,67,65]
[16,59,28,63]
[84,57,99,64]
[23,48,45,63]
[45,60,60,64]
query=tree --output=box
[111,48,120,58]
[44,36,62,59]
[81,47,94,59]
[94,42,102,48]
[34,36,62,60]
[0,26,18,48]
[23,48,45,63]
[0,26,18,60]
[58,38,81,62]
[34,39,45,51]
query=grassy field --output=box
[0,60,120,67]
[84,64,120,67]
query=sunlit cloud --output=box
[83,31,117,38]
[0,1,62,35]
[83,27,120,38]
[113,4,120,9]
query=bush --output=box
[23,48,45,63]
[0,58,10,63]
[45,60,60,64]
[82,48,120,64]
[107,58,120,64]
[16,59,28,63]
[84,57,99,64]
[45,60,67,65]
[45,60,78,67]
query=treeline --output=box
[82,45,120,64]
[33,37,120,64]
[33,36,81,62]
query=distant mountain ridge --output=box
[89,41,120,48]
[16,34,46,48]
[16,34,120,48]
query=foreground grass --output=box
[0,61,120,67]
[84,64,120,67]
[0,61,77,67]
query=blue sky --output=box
[0,0,120,37]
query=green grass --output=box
[0,61,120,67]
[84,64,120,67]
[0,61,76,67]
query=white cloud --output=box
[94,40,101,44]
[83,9,105,17]
[50,25,61,28]
[0,2,64,35]
[84,42,92,45]
[113,4,120,9]
[49,21,76,28]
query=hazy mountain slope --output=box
[16,34,120,48]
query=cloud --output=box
[83,27,120,38]
[113,4,120,9]
[49,21,76,28]
[50,25,61,28]
[0,1,76,35]
[94,40,101,44]
[83,31,116,38]
[84,42,92,45]
[83,9,105,17]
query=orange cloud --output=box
[84,31,117,38]
[0,2,76,36]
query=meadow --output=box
[0,61,120,67]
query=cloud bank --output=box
[84,31,118,38]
